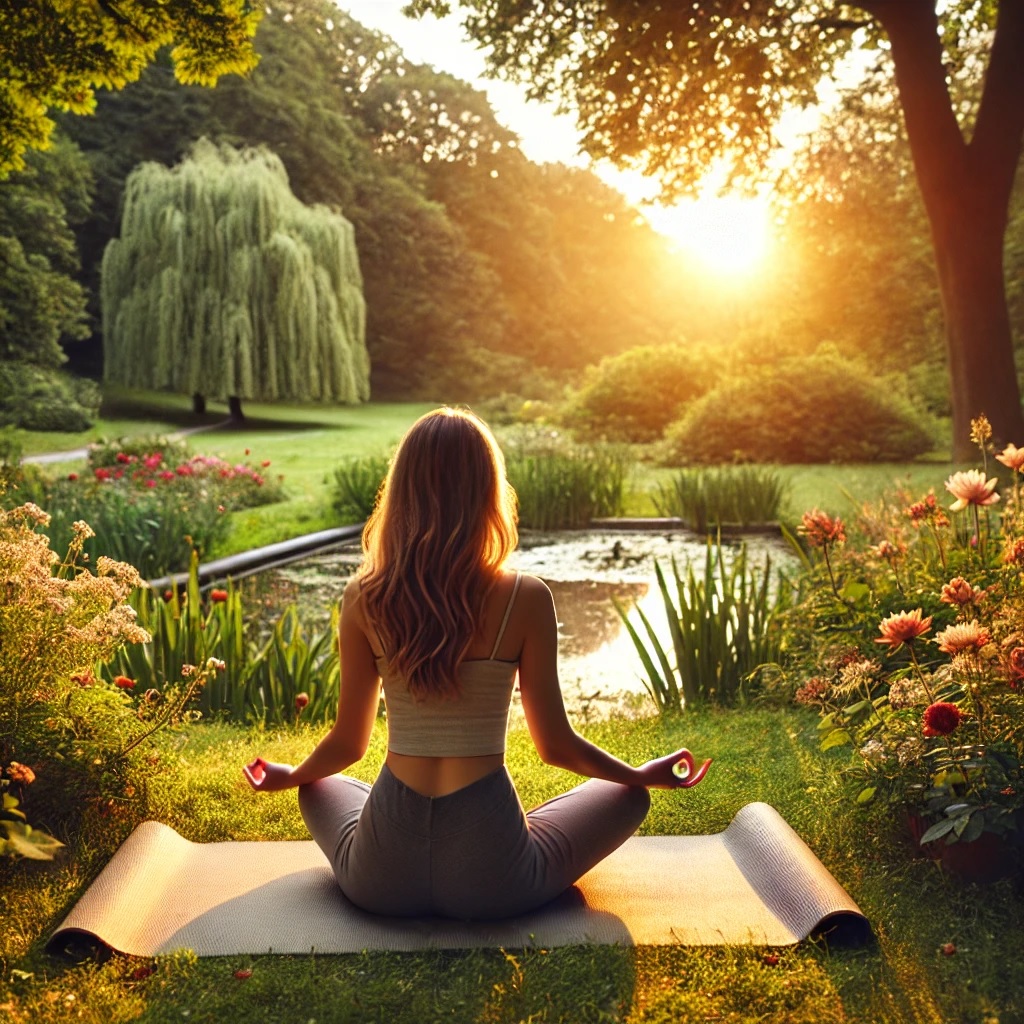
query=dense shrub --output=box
[660,350,937,465]
[0,362,101,432]
[564,344,716,443]
[330,454,390,524]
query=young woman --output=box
[244,407,710,919]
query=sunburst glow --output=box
[645,193,773,274]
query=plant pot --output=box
[937,831,1017,883]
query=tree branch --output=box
[970,0,1024,211]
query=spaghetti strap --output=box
[489,572,522,660]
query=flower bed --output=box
[791,417,1024,862]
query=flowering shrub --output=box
[8,438,286,578]
[0,502,210,857]
[790,418,1024,851]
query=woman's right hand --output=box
[243,757,297,792]
[637,749,712,789]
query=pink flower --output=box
[922,701,963,737]
[945,469,1000,511]
[143,453,162,469]
[933,620,990,655]
[144,479,156,489]
[996,443,1024,472]
[875,609,932,650]
[940,577,980,606]
[798,509,846,547]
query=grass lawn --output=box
[11,389,970,557]
[3,706,1022,1023]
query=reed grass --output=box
[615,539,797,713]
[652,465,788,531]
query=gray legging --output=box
[298,764,650,920]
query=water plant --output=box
[652,465,788,531]
[615,538,796,714]
[504,432,629,530]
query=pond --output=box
[240,528,796,721]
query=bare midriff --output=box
[385,751,505,798]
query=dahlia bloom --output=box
[944,469,1000,511]
[933,620,991,655]
[798,508,846,547]
[875,609,932,649]
[940,577,980,607]
[922,701,964,737]
[996,443,1024,472]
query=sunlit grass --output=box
[4,707,1023,1023]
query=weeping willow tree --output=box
[102,139,369,416]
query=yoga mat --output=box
[47,802,869,957]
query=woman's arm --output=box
[244,576,381,792]
[517,577,709,790]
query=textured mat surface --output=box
[47,802,869,956]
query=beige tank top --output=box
[374,573,522,757]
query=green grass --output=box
[11,388,970,553]
[3,707,1022,1023]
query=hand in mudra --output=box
[639,749,713,789]
[243,757,295,792]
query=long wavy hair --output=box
[358,408,519,699]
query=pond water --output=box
[241,529,795,721]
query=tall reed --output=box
[615,539,796,713]
[653,466,787,532]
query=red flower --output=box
[94,467,112,481]
[158,470,174,481]
[131,965,155,981]
[798,508,846,547]
[114,675,136,690]
[234,968,253,980]
[143,454,162,469]
[261,460,271,468]
[922,702,963,737]
[144,479,156,489]
[67,472,78,481]
[295,692,310,713]
[875,609,932,650]
[116,452,131,463]
[210,588,228,603]
[71,671,95,687]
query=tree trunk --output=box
[934,211,1022,460]
[192,393,206,415]
[228,394,244,421]
[876,0,1024,461]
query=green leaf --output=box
[820,729,853,751]
[1,821,64,860]
[839,580,871,604]
[856,786,877,805]
[919,818,956,844]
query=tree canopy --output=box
[102,140,370,410]
[409,0,1024,457]
[0,0,261,176]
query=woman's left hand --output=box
[243,757,296,792]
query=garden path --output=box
[20,420,232,465]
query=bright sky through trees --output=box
[339,0,784,275]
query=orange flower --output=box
[875,609,932,649]
[922,701,963,736]
[996,443,1024,472]
[944,469,1000,511]
[940,577,980,606]
[210,588,228,603]
[7,762,36,785]
[798,508,846,547]
[114,675,136,690]
[933,620,990,655]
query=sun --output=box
[645,193,773,274]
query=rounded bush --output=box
[660,351,937,464]
[565,344,715,443]
[0,363,100,432]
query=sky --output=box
[336,1,849,272]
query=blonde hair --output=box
[358,408,518,699]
